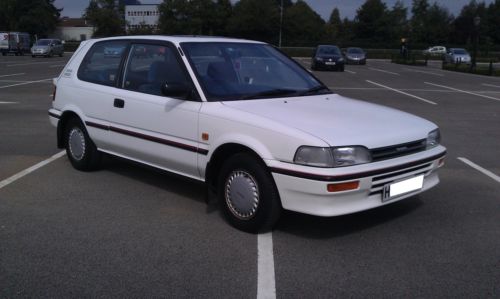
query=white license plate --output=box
[382,175,424,202]
[325,62,336,65]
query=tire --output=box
[48,51,53,58]
[218,153,281,233]
[64,118,101,171]
[311,61,316,71]
[32,55,35,58]
[339,66,345,72]
[59,52,64,57]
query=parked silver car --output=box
[31,39,64,57]
[444,48,471,64]
[344,47,366,65]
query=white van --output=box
[0,32,31,56]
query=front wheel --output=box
[64,118,101,171]
[218,153,281,233]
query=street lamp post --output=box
[472,16,480,71]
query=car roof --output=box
[89,35,265,45]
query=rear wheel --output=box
[218,153,281,233]
[64,118,101,171]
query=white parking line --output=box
[0,151,65,190]
[403,68,444,77]
[366,80,437,105]
[458,157,500,184]
[0,101,18,104]
[0,73,25,78]
[257,232,276,299]
[0,78,52,89]
[482,83,500,88]
[425,82,500,102]
[345,70,357,74]
[368,67,400,75]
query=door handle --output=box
[114,98,125,108]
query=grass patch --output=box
[442,62,500,76]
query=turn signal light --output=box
[327,181,360,192]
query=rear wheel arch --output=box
[57,111,83,148]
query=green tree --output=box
[354,0,391,44]
[487,0,500,43]
[212,0,233,36]
[387,1,409,43]
[452,1,488,45]
[282,0,325,46]
[158,0,217,35]
[0,0,61,37]
[425,3,452,45]
[410,0,430,44]
[84,0,125,37]
[227,0,280,44]
[324,8,342,43]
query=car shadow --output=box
[98,155,423,236]
[274,197,423,239]
[100,154,209,205]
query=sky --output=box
[54,0,495,20]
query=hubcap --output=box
[68,127,86,161]
[225,170,260,220]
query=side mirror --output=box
[161,82,192,99]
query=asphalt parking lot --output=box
[1,54,499,298]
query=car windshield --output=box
[452,49,467,55]
[181,42,329,101]
[318,46,341,55]
[347,48,363,54]
[36,39,51,46]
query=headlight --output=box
[315,57,324,61]
[338,58,344,62]
[331,146,371,167]
[294,146,371,168]
[426,129,441,149]
[294,146,333,167]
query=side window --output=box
[77,41,128,87]
[122,43,188,96]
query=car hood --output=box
[222,94,435,149]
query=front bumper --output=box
[346,57,366,64]
[268,146,446,217]
[314,60,344,70]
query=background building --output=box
[125,4,160,32]
[53,17,94,41]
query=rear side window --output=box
[122,43,188,96]
[77,41,128,87]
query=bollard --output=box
[489,60,493,76]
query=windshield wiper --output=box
[298,85,332,96]
[240,89,298,100]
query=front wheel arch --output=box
[217,152,282,232]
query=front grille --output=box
[370,139,426,162]
[369,162,433,196]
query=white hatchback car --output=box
[49,36,446,232]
